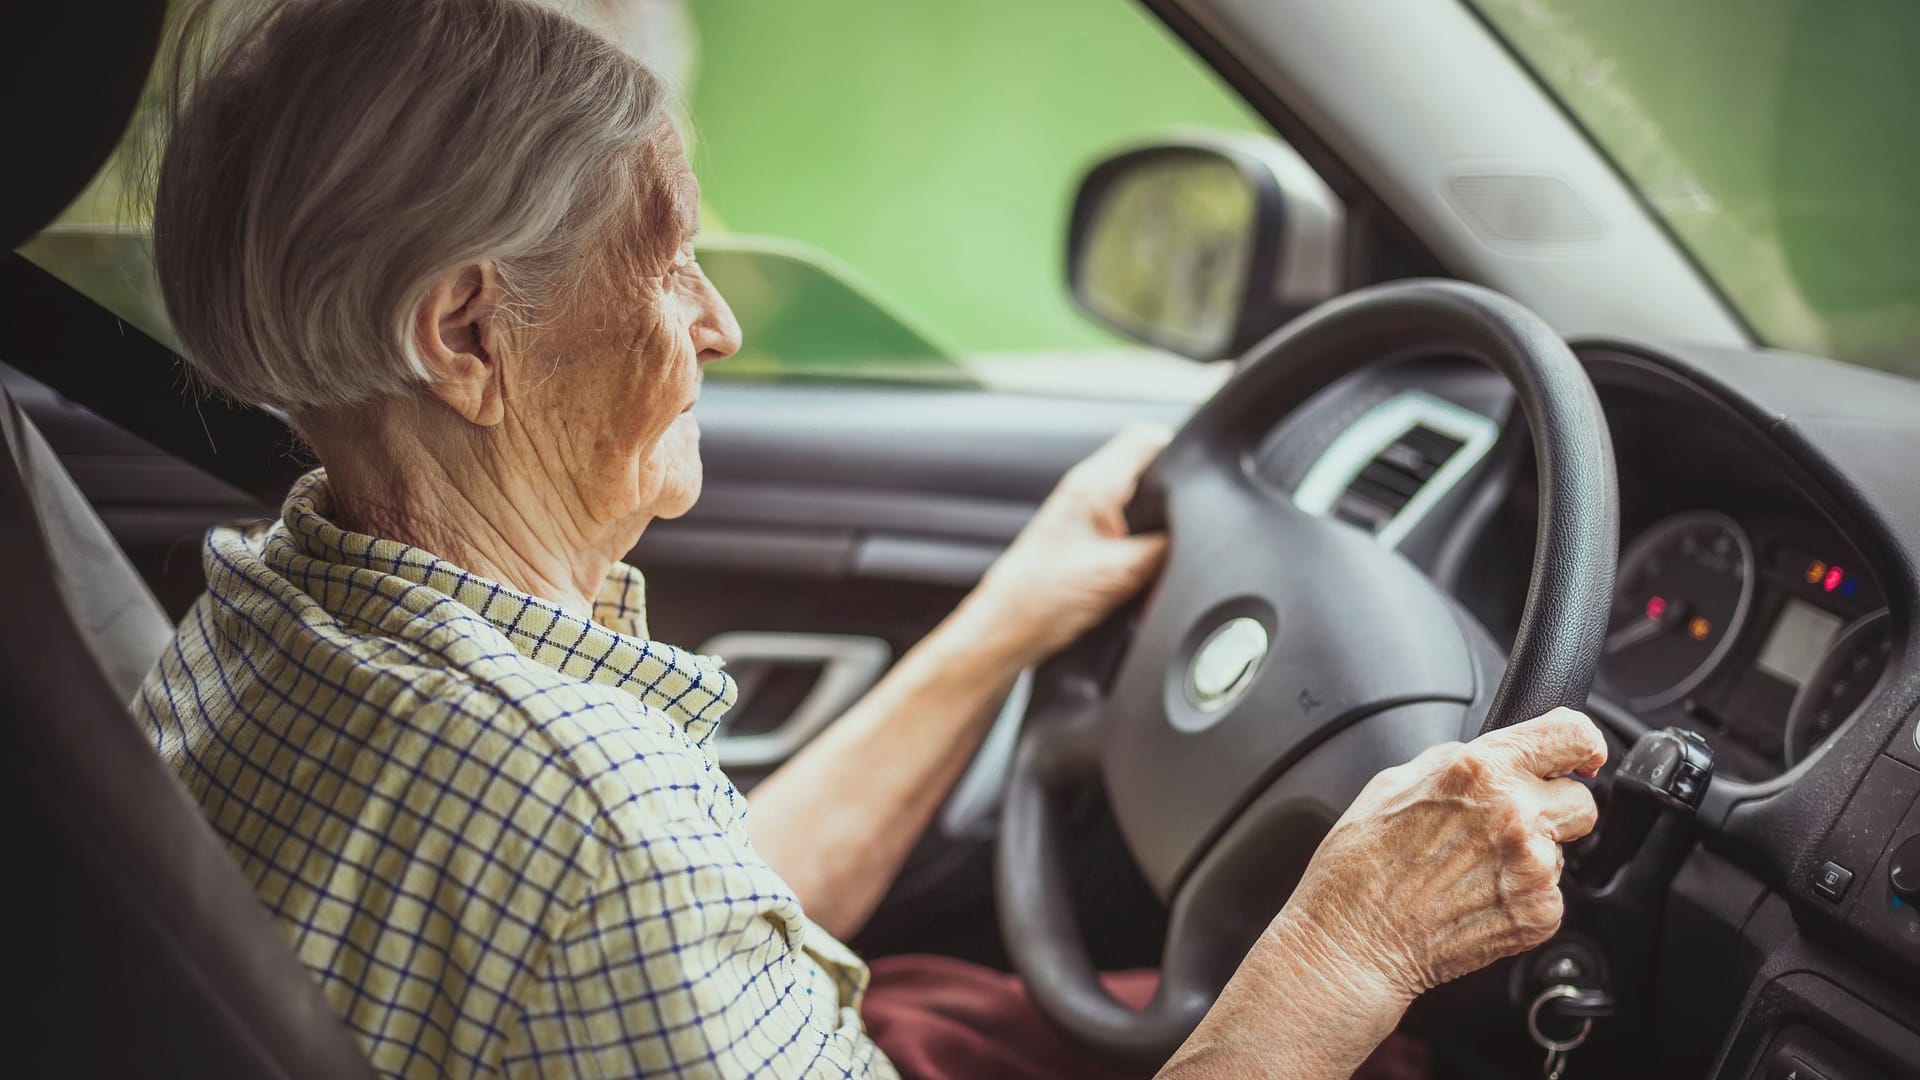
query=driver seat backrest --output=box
[3,384,173,699]
[0,383,377,1078]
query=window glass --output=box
[25,0,1271,399]
[1471,0,1920,378]
[677,0,1264,394]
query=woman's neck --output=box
[309,404,640,621]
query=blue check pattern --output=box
[135,470,892,1078]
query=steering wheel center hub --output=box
[1182,616,1270,719]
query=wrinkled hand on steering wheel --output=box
[1280,706,1607,1001]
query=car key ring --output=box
[1528,984,1593,1079]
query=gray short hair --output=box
[151,0,668,412]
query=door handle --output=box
[697,631,891,769]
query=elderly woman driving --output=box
[138,1,1606,1077]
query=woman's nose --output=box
[691,270,742,365]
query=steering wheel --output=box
[993,279,1618,1072]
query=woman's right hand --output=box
[1162,708,1608,1077]
[1280,707,1609,1001]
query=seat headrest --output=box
[4,3,167,249]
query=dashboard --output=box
[1267,353,1905,783]
[1267,341,1920,1076]
[1366,353,1919,793]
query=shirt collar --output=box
[277,469,738,743]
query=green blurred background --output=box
[683,0,1261,358]
[28,0,1920,385]
[36,0,1262,393]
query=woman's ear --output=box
[412,263,507,426]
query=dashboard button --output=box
[1812,861,1853,902]
[1672,762,1703,803]
[1891,835,1920,899]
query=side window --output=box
[24,0,1289,400]
[676,0,1271,396]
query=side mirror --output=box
[1066,133,1343,361]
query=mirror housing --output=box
[1067,132,1343,361]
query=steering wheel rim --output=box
[994,279,1617,1073]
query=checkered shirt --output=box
[134,470,894,1078]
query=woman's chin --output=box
[633,416,704,519]
[648,461,704,520]
[652,481,702,520]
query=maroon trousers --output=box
[864,954,1429,1080]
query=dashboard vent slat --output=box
[1355,461,1427,499]
[1333,492,1396,531]
[1332,423,1466,535]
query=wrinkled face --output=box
[508,124,740,533]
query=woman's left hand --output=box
[962,425,1172,669]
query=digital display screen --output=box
[1756,599,1843,687]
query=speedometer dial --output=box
[1601,511,1756,710]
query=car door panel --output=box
[641,380,1186,779]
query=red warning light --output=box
[1824,566,1845,593]
[1645,596,1668,620]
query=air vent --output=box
[1291,391,1499,548]
[1332,424,1466,534]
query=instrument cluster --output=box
[1597,511,1893,780]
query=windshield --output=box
[1471,0,1920,378]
